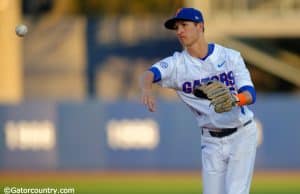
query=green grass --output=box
[1,172,300,194]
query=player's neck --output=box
[186,39,208,59]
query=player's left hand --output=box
[193,81,238,113]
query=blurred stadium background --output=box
[0,0,300,193]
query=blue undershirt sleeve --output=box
[148,67,162,83]
[238,85,256,104]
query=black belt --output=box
[208,120,252,138]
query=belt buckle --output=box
[209,128,237,138]
[204,127,222,132]
[204,119,252,138]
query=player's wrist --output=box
[235,93,248,106]
[141,88,153,95]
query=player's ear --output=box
[199,22,205,32]
[195,22,204,33]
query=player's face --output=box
[174,21,202,47]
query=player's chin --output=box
[178,38,185,44]
[179,41,188,47]
[179,39,192,48]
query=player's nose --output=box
[176,27,184,36]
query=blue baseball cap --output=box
[164,8,204,30]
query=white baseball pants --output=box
[201,121,258,194]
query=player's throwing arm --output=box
[140,71,156,112]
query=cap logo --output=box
[175,8,182,16]
[195,16,199,19]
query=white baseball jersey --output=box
[151,43,254,129]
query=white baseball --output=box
[15,24,28,37]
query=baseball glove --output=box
[193,81,238,113]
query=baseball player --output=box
[140,8,258,194]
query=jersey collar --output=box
[199,43,215,61]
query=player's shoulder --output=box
[171,50,185,60]
[160,51,184,64]
[153,51,183,70]
[214,43,241,57]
